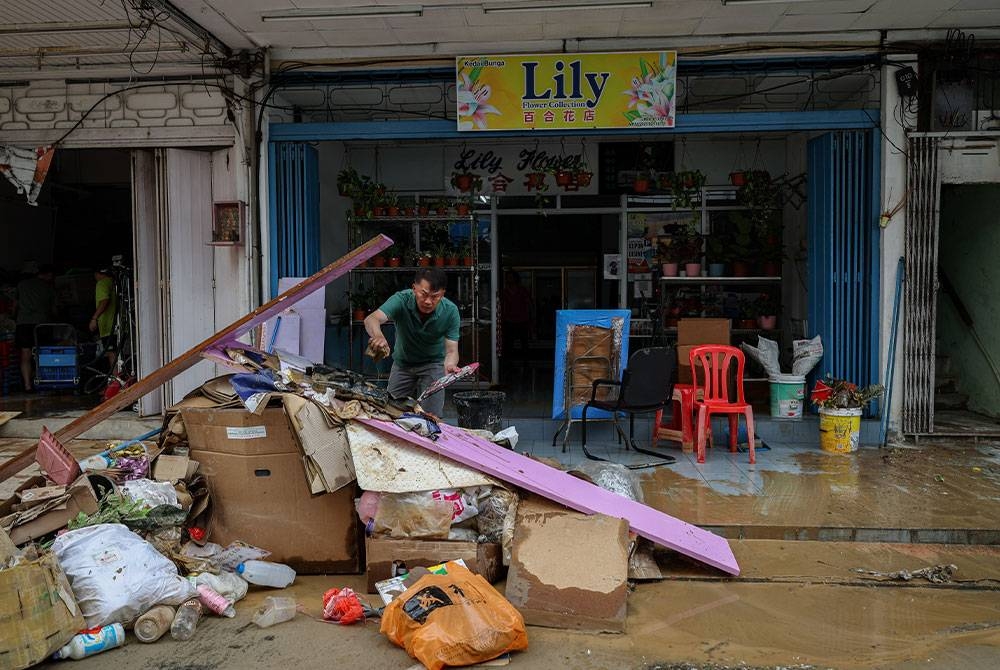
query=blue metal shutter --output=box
[807,130,881,414]
[267,142,320,297]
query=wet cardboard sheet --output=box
[359,418,740,575]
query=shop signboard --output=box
[444,141,598,195]
[456,51,676,132]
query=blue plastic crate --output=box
[36,365,78,382]
[38,353,76,367]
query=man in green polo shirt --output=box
[364,268,461,417]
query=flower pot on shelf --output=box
[761,261,780,277]
[387,206,400,217]
[462,257,474,267]
[435,207,449,216]
[388,257,401,268]
[455,204,471,215]
[352,309,366,322]
[731,260,753,277]
[372,256,386,268]
[758,315,777,330]
[418,257,431,267]
[447,256,460,267]
[372,206,386,217]
[433,257,446,267]
[353,206,366,217]
[708,262,727,277]
[684,262,702,277]
[418,205,430,216]
[403,207,415,217]
[634,177,650,193]
[661,262,679,277]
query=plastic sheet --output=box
[570,461,644,503]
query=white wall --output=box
[676,136,787,185]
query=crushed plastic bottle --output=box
[170,599,203,641]
[53,623,125,660]
[135,605,175,643]
[236,560,296,588]
[252,596,298,628]
[197,584,236,618]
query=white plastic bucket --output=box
[769,374,806,419]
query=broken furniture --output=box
[581,346,676,464]
[691,344,756,464]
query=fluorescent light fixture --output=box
[484,1,653,14]
[261,5,423,22]
[721,0,820,4]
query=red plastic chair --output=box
[689,345,755,464]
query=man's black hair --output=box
[414,268,447,291]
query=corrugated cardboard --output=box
[0,476,98,546]
[365,537,502,593]
[677,318,731,384]
[182,406,360,574]
[505,497,629,633]
[0,552,84,670]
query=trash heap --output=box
[0,346,721,669]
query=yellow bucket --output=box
[819,407,862,453]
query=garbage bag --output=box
[53,524,196,628]
[380,561,528,670]
[372,493,454,540]
[120,478,180,509]
[569,461,643,502]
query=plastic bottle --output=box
[134,605,175,643]
[170,599,203,641]
[194,571,249,603]
[197,584,236,618]
[252,596,298,628]
[52,623,125,660]
[236,560,296,588]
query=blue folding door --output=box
[268,142,321,297]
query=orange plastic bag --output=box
[379,561,528,670]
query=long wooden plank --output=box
[0,235,393,484]
[360,418,740,576]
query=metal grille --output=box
[267,142,321,298]
[807,130,881,409]
[902,136,941,434]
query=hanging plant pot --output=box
[729,171,748,187]
[453,173,475,192]
[575,171,593,187]
[657,173,673,191]
[634,177,650,193]
[554,170,574,187]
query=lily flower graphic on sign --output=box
[458,70,500,130]
[622,53,676,125]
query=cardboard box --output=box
[505,498,630,633]
[182,406,360,574]
[0,552,84,670]
[365,537,502,593]
[0,476,98,546]
[677,318,730,384]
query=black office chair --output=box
[581,347,676,465]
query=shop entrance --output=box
[1,148,135,413]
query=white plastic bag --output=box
[120,478,180,509]
[53,524,197,628]
[194,571,249,603]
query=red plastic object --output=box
[653,384,696,452]
[323,587,365,625]
[810,380,833,404]
[689,345,756,464]
[188,527,206,542]
[35,426,81,485]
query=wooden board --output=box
[359,418,740,576]
[0,412,20,429]
[0,235,393,485]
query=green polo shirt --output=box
[379,289,460,367]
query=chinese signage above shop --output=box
[444,141,597,195]
[456,51,677,132]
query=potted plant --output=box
[706,235,731,277]
[574,160,593,188]
[552,164,575,189]
[348,288,377,322]
[657,171,674,192]
[451,171,483,194]
[337,167,362,198]
[755,293,778,330]
[410,249,431,267]
[460,241,474,266]
[455,196,472,216]
[657,236,681,277]
[372,254,386,268]
[431,243,449,267]
[729,214,757,277]
[673,219,702,277]
[633,171,652,193]
[446,245,460,267]
[812,376,885,453]
[385,191,400,217]
[729,170,749,187]
[417,202,430,216]
[434,199,450,216]
[387,245,402,267]
[737,303,756,330]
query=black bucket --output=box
[452,391,506,434]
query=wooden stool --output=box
[653,384,696,453]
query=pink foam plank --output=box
[359,418,740,575]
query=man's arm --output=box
[364,309,391,357]
[444,338,460,373]
[90,298,110,333]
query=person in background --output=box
[90,267,118,368]
[15,263,56,393]
[364,268,461,417]
[500,270,533,378]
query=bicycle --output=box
[80,339,134,396]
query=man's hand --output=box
[368,335,390,358]
[88,318,98,333]
[445,362,461,374]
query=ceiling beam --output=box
[0,21,134,35]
